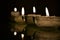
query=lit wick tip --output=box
[14,7,17,12]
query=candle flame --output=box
[14,7,17,12]
[21,7,25,16]
[33,6,36,13]
[14,31,17,36]
[45,7,49,16]
[21,34,24,38]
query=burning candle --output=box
[21,34,24,40]
[21,7,25,16]
[21,7,25,21]
[14,31,17,36]
[11,7,20,17]
[14,7,17,12]
[45,7,49,17]
[33,6,36,13]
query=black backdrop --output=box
[8,0,59,16]
[0,0,59,40]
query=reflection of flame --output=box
[21,7,25,16]
[21,34,24,38]
[14,31,17,36]
[45,7,49,16]
[33,6,36,13]
[14,8,17,12]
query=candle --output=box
[21,7,25,21]
[14,7,17,12]
[33,6,36,13]
[11,7,20,17]
[14,31,17,36]
[21,34,24,40]
[45,7,49,17]
[21,7,25,16]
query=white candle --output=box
[45,7,49,17]
[21,34,24,39]
[11,7,20,17]
[21,7,25,16]
[14,7,17,12]
[33,6,36,13]
[14,31,17,36]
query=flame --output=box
[33,6,36,13]
[21,7,25,16]
[14,31,17,36]
[14,7,17,12]
[45,7,49,16]
[21,34,24,38]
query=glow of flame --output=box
[14,31,17,36]
[21,7,25,16]
[21,34,24,38]
[45,7,49,16]
[14,7,17,12]
[33,6,36,13]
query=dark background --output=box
[0,0,59,40]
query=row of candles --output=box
[12,6,49,17]
[13,6,36,16]
[11,6,49,40]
